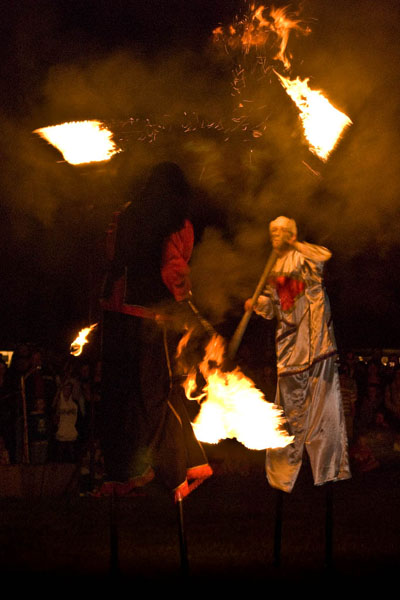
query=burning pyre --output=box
[178,330,293,451]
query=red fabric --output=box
[174,463,213,502]
[161,219,194,302]
[269,275,305,312]
[102,219,194,314]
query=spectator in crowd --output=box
[29,397,51,464]
[53,380,83,463]
[339,364,357,442]
[384,367,400,452]
[349,351,381,472]
[382,353,399,386]
[366,349,386,425]
[0,435,10,465]
[0,358,14,461]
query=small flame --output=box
[276,72,352,161]
[70,323,98,356]
[34,120,120,165]
[181,334,293,450]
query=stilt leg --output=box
[325,482,334,570]
[273,489,284,568]
[109,488,119,576]
[176,497,189,576]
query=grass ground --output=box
[0,429,399,589]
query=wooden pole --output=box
[109,488,120,576]
[20,375,30,464]
[228,250,278,360]
[325,482,334,570]
[187,299,216,336]
[273,489,284,568]
[176,497,190,576]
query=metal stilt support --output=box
[109,488,120,576]
[273,489,284,568]
[176,497,190,576]
[325,482,334,571]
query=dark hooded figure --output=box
[97,162,212,500]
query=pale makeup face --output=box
[269,224,293,253]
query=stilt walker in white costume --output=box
[245,216,351,492]
[244,216,351,567]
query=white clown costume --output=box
[255,217,351,493]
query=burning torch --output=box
[70,324,98,357]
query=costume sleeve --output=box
[295,241,332,263]
[254,291,275,320]
[161,219,194,302]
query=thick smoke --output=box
[0,0,399,346]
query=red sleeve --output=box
[161,219,194,302]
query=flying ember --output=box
[34,120,120,165]
[213,2,352,160]
[181,333,293,451]
[213,4,310,69]
[275,72,353,161]
[70,323,98,357]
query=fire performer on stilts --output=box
[95,161,212,500]
[244,216,351,493]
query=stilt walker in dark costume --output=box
[97,162,212,501]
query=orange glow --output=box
[180,333,293,450]
[275,72,352,161]
[34,120,120,165]
[70,323,98,356]
[213,3,352,159]
[213,4,310,69]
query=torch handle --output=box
[227,250,277,360]
[187,300,216,336]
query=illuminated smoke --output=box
[0,1,399,346]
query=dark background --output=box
[0,0,399,354]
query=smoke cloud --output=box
[0,0,399,347]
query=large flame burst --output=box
[34,120,120,165]
[179,332,293,451]
[275,72,352,161]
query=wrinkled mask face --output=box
[269,216,296,253]
[269,224,292,251]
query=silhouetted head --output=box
[140,161,191,233]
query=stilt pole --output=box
[325,482,334,570]
[176,497,190,576]
[109,488,120,576]
[273,489,284,568]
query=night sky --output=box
[0,0,399,354]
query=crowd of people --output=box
[0,341,399,486]
[0,343,103,488]
[339,349,400,472]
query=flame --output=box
[34,120,120,165]
[70,323,98,356]
[275,72,352,161]
[213,4,310,69]
[213,3,352,159]
[181,334,293,450]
